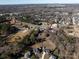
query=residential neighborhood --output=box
[0,4,79,59]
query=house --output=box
[24,51,31,59]
[49,23,58,33]
[49,55,56,59]
[51,23,58,29]
[10,17,16,25]
[33,48,40,55]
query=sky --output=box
[0,0,79,5]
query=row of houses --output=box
[24,47,57,59]
[0,16,16,25]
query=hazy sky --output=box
[0,0,79,5]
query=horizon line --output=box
[0,3,79,5]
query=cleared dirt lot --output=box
[7,28,31,44]
[64,25,79,38]
[31,30,56,50]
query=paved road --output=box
[41,51,46,59]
